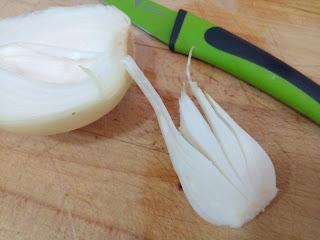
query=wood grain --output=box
[0,0,319,239]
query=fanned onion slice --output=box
[123,55,277,228]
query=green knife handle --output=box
[170,10,320,124]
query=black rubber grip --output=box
[204,27,320,103]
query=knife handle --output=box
[170,10,320,124]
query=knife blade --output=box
[104,0,320,124]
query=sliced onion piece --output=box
[123,55,278,228]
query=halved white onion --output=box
[0,5,131,135]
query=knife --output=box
[103,0,320,124]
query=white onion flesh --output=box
[123,55,277,228]
[0,5,131,135]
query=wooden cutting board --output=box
[0,0,319,239]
